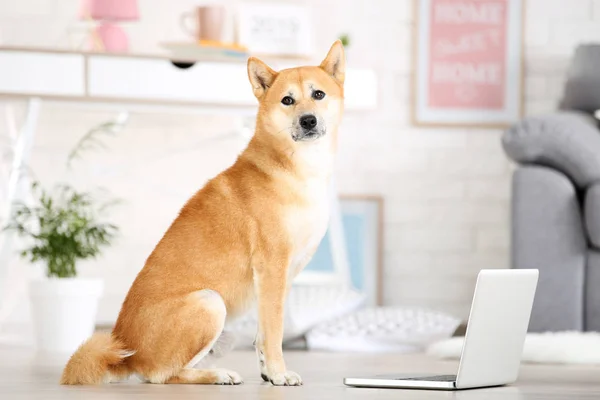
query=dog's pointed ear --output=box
[320,40,345,85]
[248,57,278,99]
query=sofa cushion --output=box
[560,44,600,114]
[586,184,600,249]
[503,112,600,188]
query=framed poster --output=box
[413,0,524,127]
[236,3,313,58]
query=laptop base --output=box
[344,374,457,390]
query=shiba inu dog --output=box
[60,40,345,386]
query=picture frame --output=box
[294,195,384,307]
[412,0,525,128]
[236,3,313,58]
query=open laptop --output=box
[344,269,539,390]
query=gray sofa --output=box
[502,44,600,332]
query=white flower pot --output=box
[29,278,103,353]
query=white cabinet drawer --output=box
[0,51,85,96]
[87,56,257,106]
[0,49,376,110]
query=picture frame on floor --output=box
[294,195,384,306]
[412,0,525,128]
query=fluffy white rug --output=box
[427,331,600,365]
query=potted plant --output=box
[339,33,350,48]
[5,182,118,352]
[338,33,351,64]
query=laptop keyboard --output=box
[400,375,457,382]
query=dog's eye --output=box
[312,90,326,100]
[281,96,295,106]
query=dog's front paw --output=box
[213,369,243,385]
[269,371,303,386]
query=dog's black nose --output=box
[299,114,317,131]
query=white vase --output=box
[29,278,104,353]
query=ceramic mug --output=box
[180,6,225,42]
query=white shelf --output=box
[0,47,377,111]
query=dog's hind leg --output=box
[166,368,242,384]
[137,289,242,385]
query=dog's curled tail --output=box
[60,332,134,385]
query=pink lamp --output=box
[81,0,139,52]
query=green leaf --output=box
[3,182,119,277]
[339,34,350,47]
[67,117,127,168]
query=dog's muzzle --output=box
[293,114,325,141]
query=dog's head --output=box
[247,41,345,144]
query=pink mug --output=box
[180,6,225,42]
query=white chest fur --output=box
[285,144,333,279]
[286,178,330,279]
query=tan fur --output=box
[60,41,345,386]
[60,332,132,385]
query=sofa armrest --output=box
[512,166,586,331]
[503,112,600,188]
[585,183,600,249]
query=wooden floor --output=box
[2,345,600,399]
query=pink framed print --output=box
[413,0,524,127]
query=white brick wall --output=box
[595,0,600,19]
[0,0,598,323]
